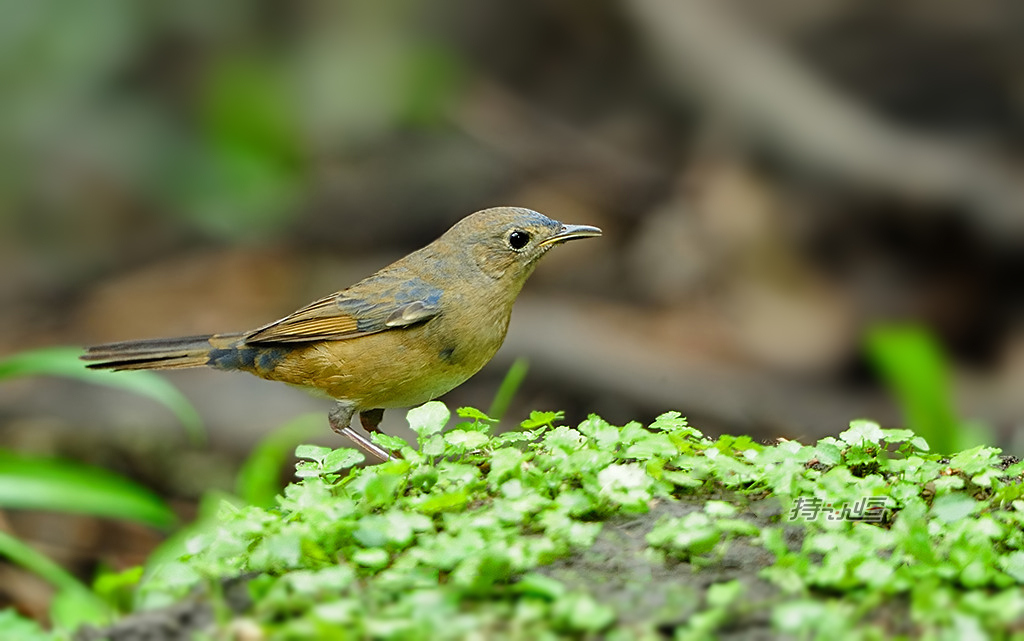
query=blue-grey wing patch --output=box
[344,278,443,333]
[385,300,439,327]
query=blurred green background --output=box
[5,0,1024,624]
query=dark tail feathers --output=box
[81,333,244,371]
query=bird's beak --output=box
[540,223,603,246]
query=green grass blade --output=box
[488,357,529,421]
[0,346,205,445]
[0,450,176,529]
[865,325,980,454]
[0,530,109,628]
[236,413,325,507]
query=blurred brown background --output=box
[5,0,1024,460]
[9,0,1024,618]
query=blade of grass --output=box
[0,346,205,445]
[488,357,529,421]
[0,529,109,628]
[0,450,176,529]
[865,325,986,453]
[236,413,325,507]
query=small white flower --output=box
[597,464,653,506]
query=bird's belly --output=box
[260,321,503,409]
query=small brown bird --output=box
[82,207,601,458]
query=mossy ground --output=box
[46,405,1024,640]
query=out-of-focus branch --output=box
[453,79,669,208]
[501,299,896,437]
[624,0,1024,239]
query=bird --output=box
[81,207,601,459]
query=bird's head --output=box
[442,207,602,285]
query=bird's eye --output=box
[507,230,531,251]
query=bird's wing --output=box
[244,273,443,344]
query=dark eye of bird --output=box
[508,230,530,250]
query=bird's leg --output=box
[329,401,391,462]
[327,401,356,435]
[360,408,404,459]
[359,408,385,434]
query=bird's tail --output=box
[81,333,244,371]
